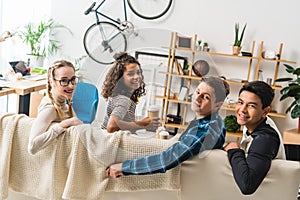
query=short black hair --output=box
[239,81,274,109]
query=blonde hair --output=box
[47,60,75,120]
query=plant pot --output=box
[183,69,189,75]
[28,55,45,69]
[203,46,210,52]
[196,45,202,51]
[233,46,242,55]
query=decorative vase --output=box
[28,55,45,69]
[196,45,202,51]
[233,46,242,55]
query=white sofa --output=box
[1,113,300,200]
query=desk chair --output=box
[73,82,99,123]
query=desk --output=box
[283,129,300,145]
[0,87,15,96]
[0,78,46,115]
[283,128,300,161]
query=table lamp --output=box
[0,31,12,43]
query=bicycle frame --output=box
[84,0,173,64]
[94,0,128,25]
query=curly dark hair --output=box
[101,52,146,102]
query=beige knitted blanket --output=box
[0,113,180,200]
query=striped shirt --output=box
[122,112,226,175]
[101,95,136,129]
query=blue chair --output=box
[73,82,99,123]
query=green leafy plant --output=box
[224,115,240,132]
[183,64,189,70]
[74,55,88,71]
[276,64,300,118]
[233,23,247,47]
[197,40,202,46]
[18,18,72,58]
[203,42,208,47]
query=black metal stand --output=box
[284,144,300,161]
[18,94,30,116]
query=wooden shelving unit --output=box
[254,41,297,87]
[159,32,296,132]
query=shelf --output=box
[221,104,286,118]
[194,51,258,60]
[162,46,258,60]
[226,79,248,85]
[260,58,296,64]
[268,112,286,118]
[160,33,294,134]
[156,95,167,100]
[226,131,243,138]
[164,122,187,129]
[270,85,283,90]
[168,99,191,104]
[159,72,203,80]
[156,95,191,104]
[254,41,297,81]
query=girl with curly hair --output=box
[28,60,83,155]
[101,52,160,133]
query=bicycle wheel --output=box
[127,0,172,20]
[83,21,127,65]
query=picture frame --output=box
[177,36,192,49]
[134,51,188,117]
[178,86,188,101]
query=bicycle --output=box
[83,0,173,65]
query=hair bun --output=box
[113,52,129,61]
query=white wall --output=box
[8,0,300,133]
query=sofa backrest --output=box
[180,149,300,200]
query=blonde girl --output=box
[28,60,83,155]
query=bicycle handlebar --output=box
[84,2,96,15]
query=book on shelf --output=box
[175,59,184,75]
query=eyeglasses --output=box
[53,76,78,86]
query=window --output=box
[0,0,50,113]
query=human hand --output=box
[136,117,151,126]
[223,142,240,152]
[106,163,123,178]
[60,117,83,128]
[145,117,160,131]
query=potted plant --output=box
[276,64,300,132]
[196,40,202,51]
[224,115,240,132]
[233,22,247,55]
[183,64,189,75]
[17,18,72,68]
[203,42,210,52]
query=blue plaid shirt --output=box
[122,112,226,175]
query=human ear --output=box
[49,79,56,88]
[262,106,271,117]
[213,101,223,112]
